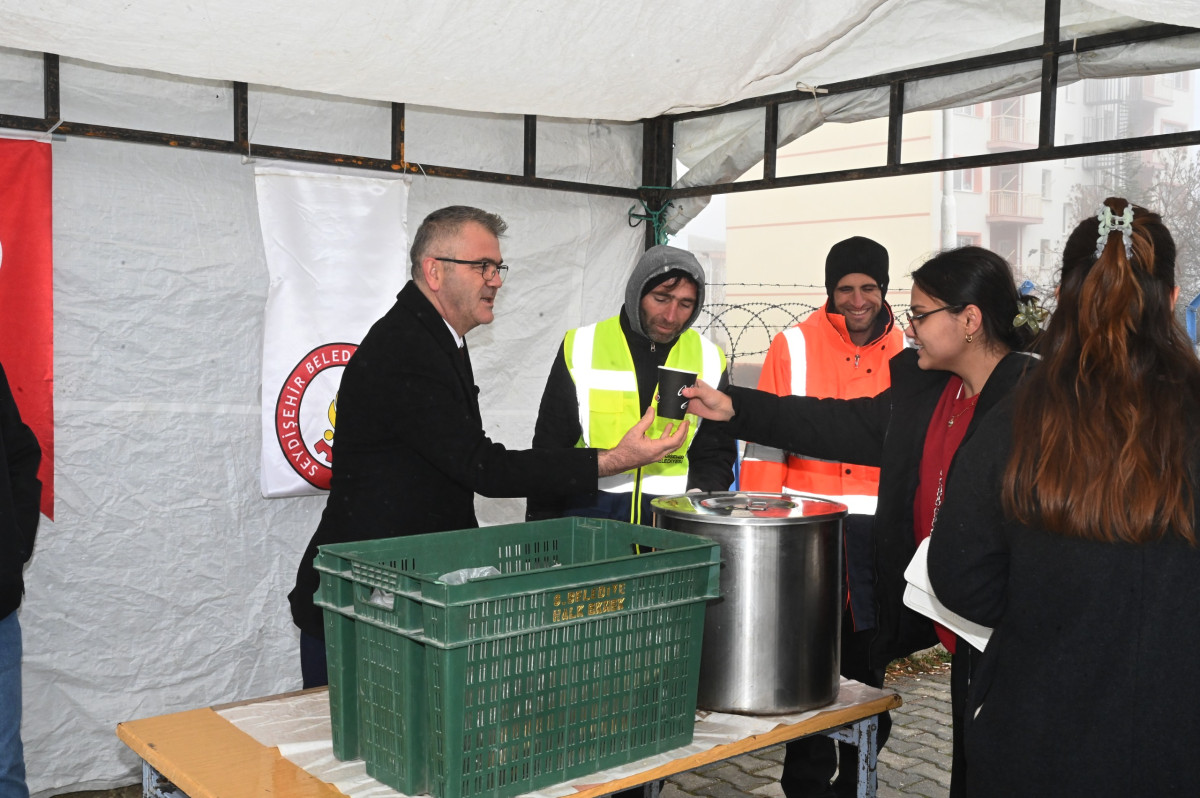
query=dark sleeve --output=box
[530,341,583,450]
[721,384,891,468]
[354,332,598,502]
[526,341,588,520]
[685,366,737,491]
[0,363,42,564]
[926,404,1013,628]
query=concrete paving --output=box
[661,666,953,798]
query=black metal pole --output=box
[1039,0,1062,148]
[523,115,537,178]
[641,115,674,249]
[887,82,905,167]
[43,53,60,129]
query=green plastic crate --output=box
[314,517,720,798]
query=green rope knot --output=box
[629,187,674,246]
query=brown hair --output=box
[1002,198,1200,544]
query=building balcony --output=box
[987,114,1038,150]
[1085,78,1130,105]
[1082,150,1120,171]
[1084,75,1175,107]
[1138,74,1174,105]
[987,190,1043,223]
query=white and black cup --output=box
[656,366,697,421]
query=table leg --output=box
[142,760,189,798]
[826,714,879,798]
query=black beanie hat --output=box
[825,236,889,299]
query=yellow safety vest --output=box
[565,315,725,498]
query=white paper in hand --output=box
[903,537,992,651]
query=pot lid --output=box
[651,491,847,525]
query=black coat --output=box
[927,392,1200,797]
[721,348,1035,667]
[289,281,598,638]
[0,362,42,619]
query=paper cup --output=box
[656,366,697,420]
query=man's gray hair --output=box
[410,206,508,280]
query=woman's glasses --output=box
[903,304,963,326]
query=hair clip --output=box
[1013,297,1050,333]
[1095,204,1134,260]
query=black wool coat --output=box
[928,392,1200,797]
[721,348,1035,668]
[289,281,598,638]
[0,361,42,620]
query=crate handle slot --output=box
[365,587,395,611]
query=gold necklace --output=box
[947,384,979,427]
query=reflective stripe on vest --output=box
[783,325,808,396]
[566,317,724,494]
[780,486,879,516]
[777,322,882,505]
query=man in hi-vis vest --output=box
[527,245,735,525]
[741,237,904,798]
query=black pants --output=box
[300,630,329,688]
[948,643,974,798]
[780,622,890,798]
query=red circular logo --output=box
[274,343,357,489]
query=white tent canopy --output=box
[3,0,1200,121]
[1,2,1198,795]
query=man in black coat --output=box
[0,361,42,798]
[288,206,688,687]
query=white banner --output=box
[256,166,409,497]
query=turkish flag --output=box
[0,139,54,519]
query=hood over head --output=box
[622,245,706,340]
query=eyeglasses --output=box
[434,257,509,283]
[903,305,963,326]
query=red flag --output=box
[0,139,54,519]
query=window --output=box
[957,233,982,248]
[953,104,984,118]
[1041,169,1052,201]
[991,229,1019,266]
[953,168,982,192]
[1063,134,1075,167]
[1168,71,1190,91]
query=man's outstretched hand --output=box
[597,406,689,477]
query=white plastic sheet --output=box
[9,67,642,795]
[1,1,1194,122]
[216,679,888,798]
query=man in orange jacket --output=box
[740,236,904,798]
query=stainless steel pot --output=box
[651,492,846,714]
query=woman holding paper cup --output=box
[926,200,1200,797]
[682,246,1039,797]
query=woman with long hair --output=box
[927,198,1200,796]
[683,246,1039,796]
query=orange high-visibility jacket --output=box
[740,304,905,514]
